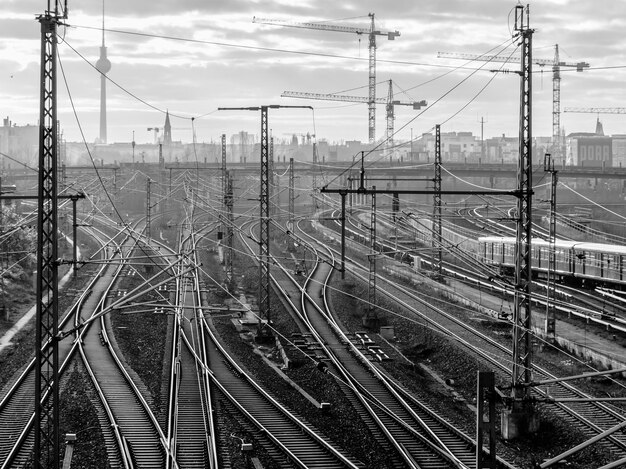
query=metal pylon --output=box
[552,45,561,163]
[221,133,227,237]
[146,177,151,240]
[312,142,318,194]
[512,4,534,396]
[34,4,64,467]
[225,170,234,287]
[269,136,274,216]
[544,154,557,339]
[288,158,294,229]
[216,104,312,335]
[368,187,377,313]
[259,106,271,334]
[432,124,442,278]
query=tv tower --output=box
[95,0,111,144]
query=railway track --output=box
[306,213,626,460]
[239,220,518,468]
[0,216,179,467]
[166,221,217,468]
[180,220,363,468]
[82,231,173,467]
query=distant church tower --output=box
[95,1,111,144]
[163,110,172,145]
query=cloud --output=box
[1,1,625,145]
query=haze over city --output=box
[2,0,626,145]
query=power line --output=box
[68,24,509,72]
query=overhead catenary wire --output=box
[67,23,623,74]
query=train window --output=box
[494,243,502,256]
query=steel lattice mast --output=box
[367,13,377,143]
[512,4,534,396]
[288,158,294,229]
[552,45,562,163]
[544,154,557,340]
[35,1,66,466]
[217,105,311,338]
[432,124,442,278]
[368,188,377,308]
[221,133,227,237]
[269,135,274,216]
[225,170,234,288]
[146,177,151,240]
[259,107,271,335]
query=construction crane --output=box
[438,45,589,163]
[282,80,426,158]
[564,107,626,114]
[147,127,161,144]
[253,13,400,144]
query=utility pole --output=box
[71,195,79,278]
[269,135,275,216]
[544,153,557,340]
[218,105,312,339]
[432,124,442,279]
[221,133,227,239]
[503,3,538,439]
[312,142,318,194]
[132,130,135,165]
[225,170,234,290]
[479,116,487,162]
[146,177,151,240]
[363,186,379,330]
[347,174,354,214]
[34,1,67,466]
[288,158,294,230]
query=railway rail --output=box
[307,210,626,460]
[239,219,519,468]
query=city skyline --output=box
[1,1,626,146]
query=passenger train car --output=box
[479,236,626,288]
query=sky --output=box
[1,0,626,146]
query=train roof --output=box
[478,236,626,254]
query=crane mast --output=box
[254,14,400,143]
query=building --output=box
[0,117,38,167]
[566,119,612,167]
[612,135,626,168]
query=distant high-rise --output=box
[95,1,111,144]
[163,110,172,145]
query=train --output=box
[478,236,626,288]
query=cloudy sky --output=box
[1,0,626,146]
